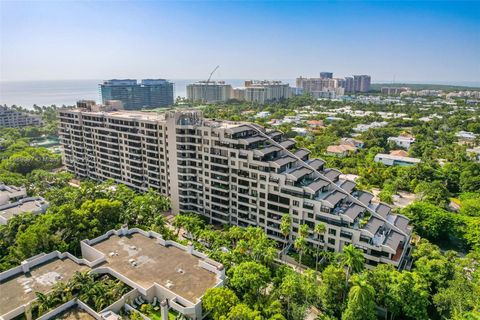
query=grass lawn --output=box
[145,309,178,320]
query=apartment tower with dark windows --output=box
[100,79,174,110]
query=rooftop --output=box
[0,185,26,205]
[0,197,48,222]
[390,150,409,157]
[0,258,88,317]
[375,153,421,163]
[91,233,218,303]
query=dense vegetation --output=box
[174,217,479,320]
[0,180,172,270]
[32,272,130,318]
[370,83,480,91]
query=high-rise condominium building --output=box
[100,79,174,110]
[320,72,333,79]
[186,81,233,103]
[344,77,354,93]
[353,75,371,93]
[0,106,43,128]
[59,107,412,269]
[242,80,291,104]
[297,73,371,95]
[295,77,344,97]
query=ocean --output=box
[0,79,296,109]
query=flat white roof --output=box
[375,153,421,163]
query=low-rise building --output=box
[389,150,409,157]
[466,146,480,162]
[455,131,477,142]
[0,184,27,205]
[387,136,416,149]
[306,120,325,128]
[326,145,356,157]
[0,227,225,320]
[0,196,49,225]
[0,106,43,128]
[353,121,388,132]
[374,153,421,166]
[340,138,364,149]
[255,111,271,118]
[291,127,308,136]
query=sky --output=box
[0,1,479,83]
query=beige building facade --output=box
[59,108,412,269]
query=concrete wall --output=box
[36,299,101,320]
[100,288,139,314]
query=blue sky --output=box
[0,1,479,83]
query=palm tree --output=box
[342,274,376,320]
[280,215,292,254]
[227,226,245,246]
[294,236,307,266]
[34,292,61,316]
[314,223,326,271]
[70,271,94,293]
[299,224,309,238]
[340,244,365,302]
[52,281,73,303]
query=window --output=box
[320,206,331,213]
[328,229,337,236]
[328,238,336,245]
[293,200,299,207]
[340,231,353,240]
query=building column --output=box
[21,260,30,273]
[25,303,33,320]
[161,299,169,320]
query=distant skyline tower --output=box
[320,72,333,79]
[353,75,371,93]
[100,79,174,110]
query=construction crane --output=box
[202,65,220,103]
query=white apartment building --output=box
[186,81,233,103]
[296,74,370,94]
[0,106,43,128]
[242,80,291,104]
[58,107,412,269]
